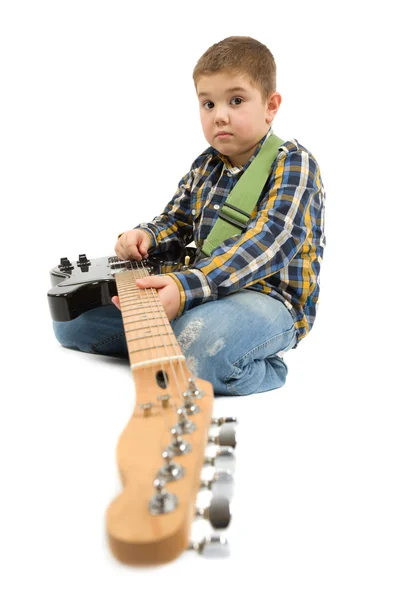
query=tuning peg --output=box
[200,469,234,500]
[208,423,237,448]
[195,494,231,529]
[181,391,200,416]
[204,446,236,472]
[167,428,192,456]
[181,378,205,414]
[173,407,196,435]
[211,416,238,426]
[148,478,178,515]
[187,377,205,399]
[188,533,230,558]
[157,449,185,482]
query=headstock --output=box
[106,369,237,565]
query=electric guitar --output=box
[48,245,237,565]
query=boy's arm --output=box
[167,149,323,316]
[133,168,195,253]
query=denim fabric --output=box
[52,290,296,396]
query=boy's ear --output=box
[265,92,282,123]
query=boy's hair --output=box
[193,36,276,104]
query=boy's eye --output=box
[203,97,243,109]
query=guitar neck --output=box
[115,268,185,372]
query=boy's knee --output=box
[52,320,80,351]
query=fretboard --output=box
[115,269,185,371]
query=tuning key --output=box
[211,416,238,426]
[204,446,236,472]
[195,494,232,529]
[208,423,237,448]
[188,533,230,558]
[200,469,234,500]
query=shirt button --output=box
[213,204,220,210]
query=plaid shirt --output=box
[136,128,326,345]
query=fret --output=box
[123,315,169,329]
[129,342,178,355]
[123,310,166,319]
[121,305,164,317]
[118,289,155,299]
[124,306,160,317]
[122,302,161,312]
[124,322,171,334]
[126,332,174,343]
[121,305,162,315]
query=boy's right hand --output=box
[114,229,152,260]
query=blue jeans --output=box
[52,290,296,396]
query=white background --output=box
[1,1,399,598]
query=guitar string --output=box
[117,257,176,464]
[117,259,159,388]
[128,257,191,462]
[129,257,190,403]
[119,254,191,462]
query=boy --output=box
[53,36,326,396]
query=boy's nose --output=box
[215,112,229,125]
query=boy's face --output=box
[196,70,281,167]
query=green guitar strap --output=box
[201,133,284,257]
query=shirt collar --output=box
[217,127,274,173]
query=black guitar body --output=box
[48,245,197,322]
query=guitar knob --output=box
[77,253,91,267]
[211,416,238,426]
[200,469,234,500]
[195,495,231,529]
[188,533,230,558]
[58,257,73,271]
[208,423,237,448]
[204,446,236,472]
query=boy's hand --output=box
[112,276,181,321]
[115,229,152,260]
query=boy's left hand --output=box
[112,275,181,321]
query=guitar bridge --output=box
[109,256,136,271]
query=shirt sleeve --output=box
[133,167,195,253]
[166,149,321,316]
